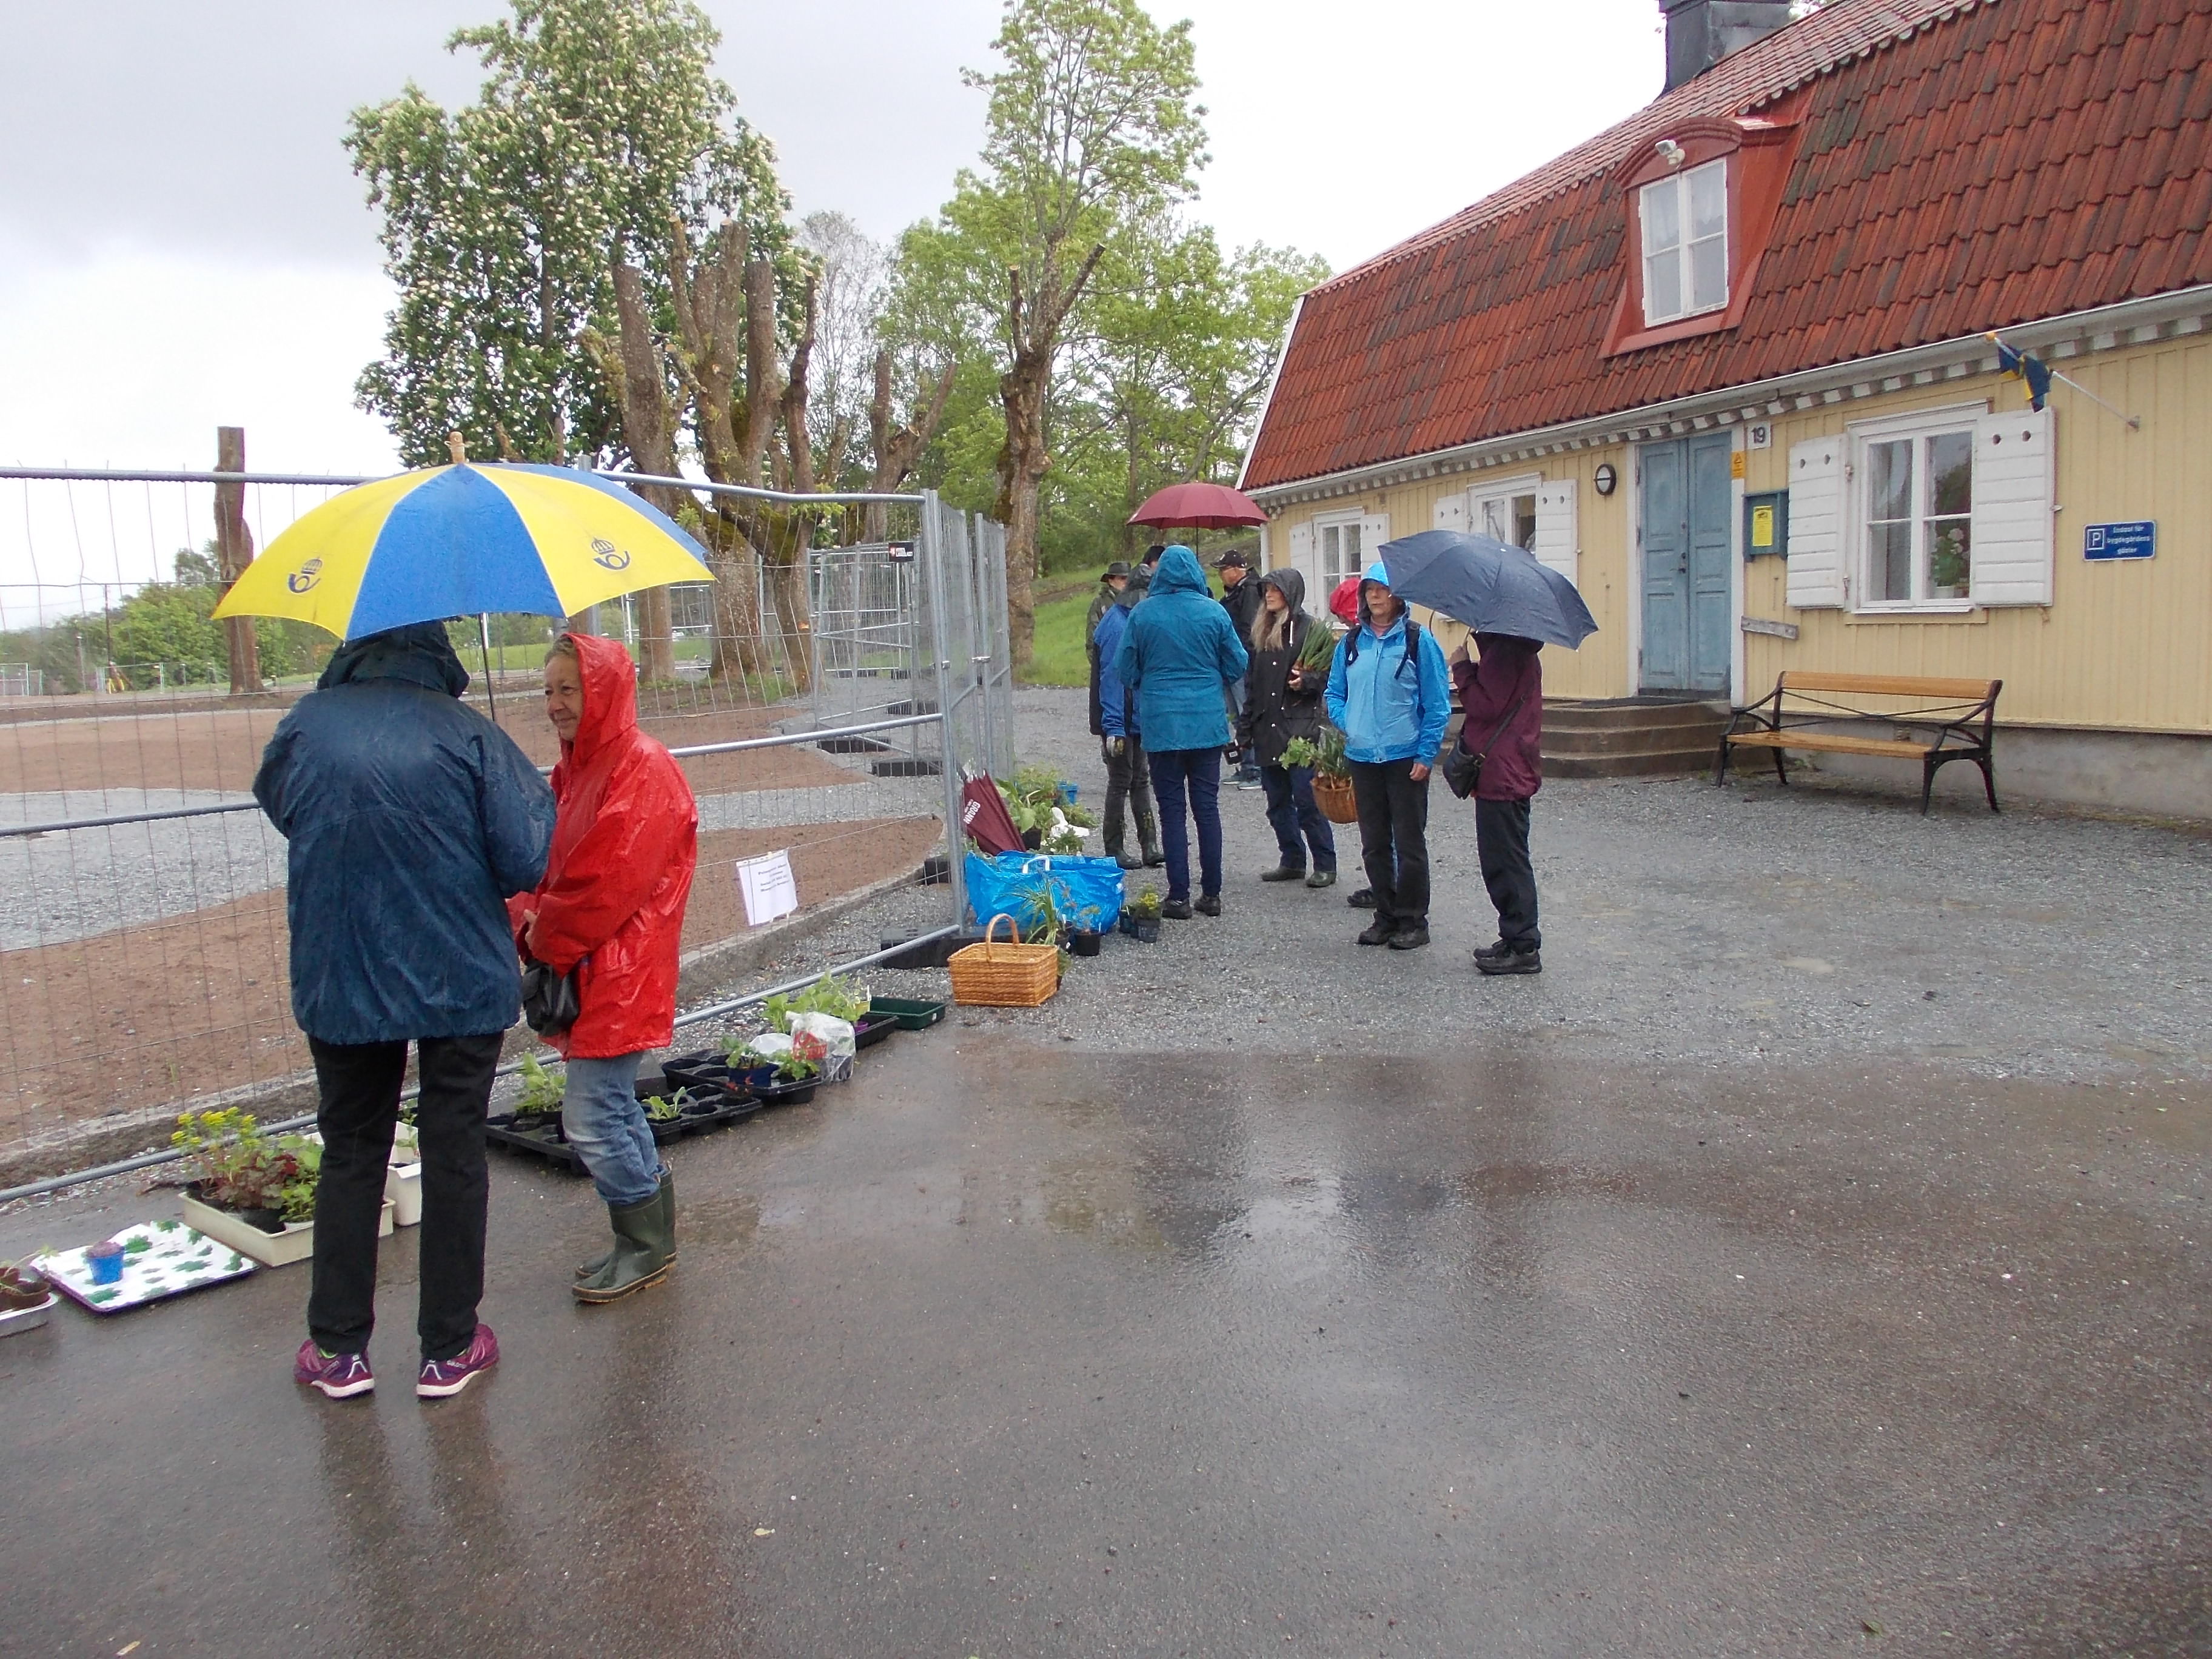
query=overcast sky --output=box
[0,0,1669,476]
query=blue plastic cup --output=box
[87,1244,125,1285]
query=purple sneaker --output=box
[294,1339,375,1399]
[416,1323,499,1399]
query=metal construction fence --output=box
[0,464,1013,1190]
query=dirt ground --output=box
[0,813,939,1170]
[0,701,858,799]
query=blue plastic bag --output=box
[964,853,1125,936]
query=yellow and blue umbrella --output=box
[213,462,714,640]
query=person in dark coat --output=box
[254,623,555,1400]
[1085,561,1132,737]
[1091,565,1162,869]
[1112,545,1248,917]
[1237,567,1336,887]
[1450,632,1545,974]
[1216,549,1264,786]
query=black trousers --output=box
[1349,759,1430,926]
[1475,796,1541,949]
[1101,734,1153,848]
[306,1031,501,1362]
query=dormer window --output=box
[1639,157,1729,326]
[1602,100,1806,357]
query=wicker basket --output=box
[948,914,1061,1008]
[1312,772,1359,825]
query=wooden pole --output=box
[213,426,261,694]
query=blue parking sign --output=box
[2084,521,2155,561]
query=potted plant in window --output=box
[1929,527,1971,600]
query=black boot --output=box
[1104,799,1138,869]
[1135,806,1165,868]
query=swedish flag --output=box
[1992,339,2053,411]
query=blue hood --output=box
[1148,545,1210,598]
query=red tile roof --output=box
[1242,0,2212,492]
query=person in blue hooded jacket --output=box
[1325,561,1450,950]
[253,623,555,1402]
[1111,545,1248,917]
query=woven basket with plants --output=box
[1298,728,1358,824]
[948,913,1061,1008]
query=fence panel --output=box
[0,468,1007,1187]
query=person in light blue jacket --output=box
[1325,561,1449,950]
[1112,545,1249,917]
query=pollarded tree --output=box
[896,0,1207,666]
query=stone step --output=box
[1546,745,1721,779]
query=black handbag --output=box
[520,953,581,1036]
[1443,693,1530,801]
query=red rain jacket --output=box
[508,633,697,1059]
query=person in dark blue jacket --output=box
[1111,545,1248,917]
[1325,561,1450,950]
[254,622,554,1401]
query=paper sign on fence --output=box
[735,850,799,927]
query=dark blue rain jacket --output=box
[253,625,555,1045]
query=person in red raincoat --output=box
[511,632,697,1304]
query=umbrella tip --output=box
[446,431,468,466]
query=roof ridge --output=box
[1311,0,1983,297]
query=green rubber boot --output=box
[572,1181,676,1304]
[574,1170,675,1279]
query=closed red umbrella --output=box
[1127,481,1267,530]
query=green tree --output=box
[891,0,1208,665]
[348,0,789,469]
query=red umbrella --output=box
[1126,481,1267,530]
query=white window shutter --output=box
[1533,481,1578,582]
[1433,491,1469,533]
[1358,513,1390,578]
[1785,437,1845,608]
[1969,408,2054,605]
[1289,520,1314,584]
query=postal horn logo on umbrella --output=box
[214,461,713,640]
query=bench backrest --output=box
[1776,671,1999,703]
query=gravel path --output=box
[700,686,2212,1085]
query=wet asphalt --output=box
[4,1036,2207,1657]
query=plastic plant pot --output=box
[867,996,946,1031]
[86,1242,126,1285]
[851,1010,899,1050]
[1068,929,1104,957]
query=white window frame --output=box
[1638,157,1729,327]
[1311,510,1371,593]
[1469,472,1543,551]
[1846,401,1989,615]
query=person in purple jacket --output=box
[1449,632,1544,974]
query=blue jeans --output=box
[1145,747,1223,902]
[1260,763,1336,872]
[561,1053,662,1208]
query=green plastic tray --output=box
[868,996,947,1031]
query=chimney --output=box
[1659,0,1795,93]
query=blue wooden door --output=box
[1640,435,1733,694]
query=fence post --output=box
[213,427,261,694]
[921,493,968,931]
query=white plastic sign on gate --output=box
[736,850,799,927]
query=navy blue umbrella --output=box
[1377,530,1598,649]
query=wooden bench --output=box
[1717,672,2003,814]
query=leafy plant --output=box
[1127,886,1163,920]
[763,973,871,1030]
[514,1053,565,1116]
[643,1090,691,1122]
[277,1138,322,1224]
[1312,725,1350,780]
[776,1030,828,1084]
[1279,736,1320,769]
[171,1110,301,1214]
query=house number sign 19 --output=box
[2084,521,2155,561]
